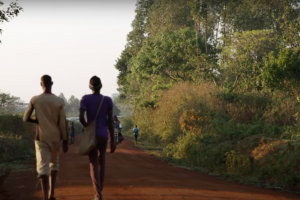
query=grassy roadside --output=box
[0,117,83,178]
[0,158,36,177]
[123,131,300,194]
[119,83,300,193]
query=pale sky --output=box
[0,0,136,103]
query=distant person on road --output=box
[133,125,139,145]
[69,121,75,144]
[79,76,115,200]
[113,115,124,144]
[113,115,120,129]
[23,75,68,200]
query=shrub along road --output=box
[0,137,299,200]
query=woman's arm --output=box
[79,110,88,127]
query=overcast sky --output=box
[0,0,136,102]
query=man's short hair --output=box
[89,76,102,90]
[41,75,52,86]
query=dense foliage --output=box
[116,0,300,190]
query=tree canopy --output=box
[0,1,22,43]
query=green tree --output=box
[146,0,194,38]
[58,93,70,113]
[0,92,25,114]
[263,48,300,99]
[127,0,154,56]
[0,1,22,43]
[68,95,80,117]
[115,47,132,96]
[132,28,217,84]
[187,0,300,47]
[221,30,278,91]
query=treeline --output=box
[0,91,123,118]
[58,93,123,117]
[116,0,300,190]
[0,91,83,175]
[116,0,300,100]
[58,93,80,117]
[0,92,27,114]
[0,91,81,117]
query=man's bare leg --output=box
[40,175,49,200]
[49,170,58,199]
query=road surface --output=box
[0,137,299,200]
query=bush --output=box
[121,116,134,135]
[0,115,35,164]
[132,81,300,190]
[0,133,34,162]
[0,114,35,141]
[153,82,217,143]
[132,107,160,143]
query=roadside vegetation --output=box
[0,114,35,176]
[117,0,300,192]
[0,91,84,176]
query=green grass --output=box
[0,158,35,176]
[0,116,84,178]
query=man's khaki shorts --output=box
[34,140,61,177]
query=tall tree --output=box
[263,48,300,99]
[115,47,132,96]
[146,0,194,38]
[0,92,26,114]
[131,28,217,84]
[0,1,22,43]
[127,0,154,56]
[58,93,70,113]
[221,30,278,91]
[68,95,80,117]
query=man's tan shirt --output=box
[23,93,67,142]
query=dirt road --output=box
[1,138,300,200]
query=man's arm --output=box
[58,104,68,153]
[58,106,67,141]
[23,98,38,124]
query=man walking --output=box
[133,125,139,145]
[23,75,68,200]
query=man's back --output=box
[24,93,67,142]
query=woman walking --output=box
[79,76,115,200]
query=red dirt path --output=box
[1,138,300,200]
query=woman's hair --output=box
[89,76,102,90]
